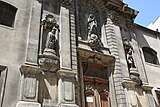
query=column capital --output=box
[107,13,120,25]
[142,85,153,91]
[60,0,72,7]
[20,64,41,75]
[122,79,137,89]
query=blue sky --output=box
[123,0,160,27]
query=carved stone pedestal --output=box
[39,72,58,107]
[57,69,79,107]
[130,67,142,87]
[39,49,59,72]
[122,79,138,107]
[16,64,41,107]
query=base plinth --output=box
[16,101,41,107]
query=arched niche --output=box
[77,0,107,40]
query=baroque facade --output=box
[0,0,160,107]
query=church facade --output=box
[0,0,160,107]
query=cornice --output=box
[106,0,139,21]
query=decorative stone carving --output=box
[122,38,142,86]
[39,20,60,72]
[87,14,103,52]
[130,68,142,87]
[41,14,56,29]
[78,1,101,40]
[123,38,136,69]
[45,24,59,54]
[107,13,120,25]
[87,14,97,40]
[126,21,135,30]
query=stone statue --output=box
[41,14,56,29]
[123,38,136,69]
[39,23,60,72]
[127,47,135,69]
[123,38,142,86]
[39,14,60,72]
[45,24,59,54]
[87,14,103,52]
[87,14,97,40]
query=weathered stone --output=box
[16,101,41,107]
[1,0,160,107]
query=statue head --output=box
[51,24,60,34]
[88,14,95,21]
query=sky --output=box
[123,0,160,27]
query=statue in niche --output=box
[88,14,97,40]
[87,14,103,52]
[39,18,60,72]
[127,46,135,69]
[44,23,59,55]
[41,14,56,29]
[123,38,142,86]
[123,38,136,69]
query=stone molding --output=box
[106,0,139,21]
[107,13,120,25]
[16,101,41,107]
[19,64,41,75]
[19,63,41,104]
[122,79,137,89]
[77,42,115,67]
[57,69,77,78]
[142,85,153,91]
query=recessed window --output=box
[0,1,17,27]
[142,47,159,65]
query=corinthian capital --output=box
[107,13,120,25]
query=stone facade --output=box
[0,0,160,107]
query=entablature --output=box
[77,40,115,67]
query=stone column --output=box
[25,0,41,64]
[58,0,78,107]
[59,0,72,69]
[105,14,127,107]
[16,64,41,107]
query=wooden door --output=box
[84,77,109,107]
[101,93,109,107]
